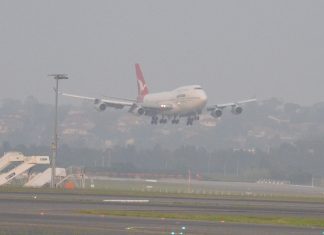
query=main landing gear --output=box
[186,115,199,126]
[150,115,198,125]
[151,116,167,125]
[151,116,159,125]
[151,116,179,125]
[159,117,168,124]
[171,119,180,124]
[186,117,194,126]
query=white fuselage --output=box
[141,85,208,116]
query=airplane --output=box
[62,64,256,126]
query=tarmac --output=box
[0,189,324,234]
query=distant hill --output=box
[1,96,324,151]
[1,96,324,184]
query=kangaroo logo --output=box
[135,64,149,102]
[137,79,147,94]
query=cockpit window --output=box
[195,87,202,90]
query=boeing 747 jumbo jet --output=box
[63,64,256,126]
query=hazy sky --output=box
[0,0,323,105]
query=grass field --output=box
[1,183,324,203]
[80,209,324,228]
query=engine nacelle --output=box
[134,106,145,116]
[211,109,222,118]
[94,99,106,112]
[231,105,243,115]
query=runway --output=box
[0,191,324,234]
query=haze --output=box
[0,0,323,105]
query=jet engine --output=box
[94,99,106,112]
[211,109,223,118]
[134,106,145,116]
[231,105,243,115]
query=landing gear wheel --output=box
[186,117,194,126]
[151,116,159,125]
[159,118,167,124]
[172,119,180,124]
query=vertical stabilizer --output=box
[135,63,149,102]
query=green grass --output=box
[80,210,324,228]
[2,185,324,204]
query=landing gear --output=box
[151,116,159,125]
[171,115,180,124]
[151,115,168,125]
[150,115,197,125]
[186,117,194,126]
[171,119,180,124]
[159,118,168,124]
[186,114,200,125]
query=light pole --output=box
[49,74,68,188]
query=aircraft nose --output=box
[201,91,208,104]
[203,92,207,101]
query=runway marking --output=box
[103,199,150,203]
[145,179,158,183]
[126,226,146,230]
[125,226,167,233]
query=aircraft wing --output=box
[206,98,257,120]
[62,93,135,109]
[207,98,257,110]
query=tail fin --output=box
[135,63,149,102]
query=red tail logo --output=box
[135,63,149,102]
